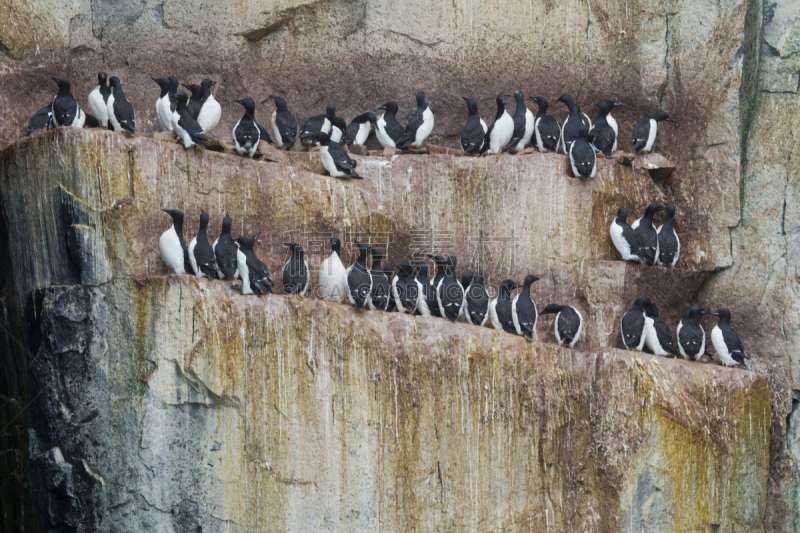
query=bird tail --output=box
[395,132,412,150]
[501,138,519,153]
[193,133,212,145]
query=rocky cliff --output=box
[0,0,797,531]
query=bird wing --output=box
[570,140,596,176]
[256,122,273,144]
[540,116,561,151]
[654,318,677,354]
[345,122,360,145]
[299,115,326,140]
[114,97,136,133]
[397,109,424,149]
[461,118,484,154]
[27,105,52,135]
[722,327,747,358]
[632,119,649,151]
[277,112,297,144]
[622,310,645,347]
[591,124,615,156]
[560,308,581,340]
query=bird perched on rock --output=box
[482,95,514,155]
[345,112,377,146]
[677,306,706,361]
[707,308,749,367]
[88,72,110,128]
[282,243,309,295]
[539,304,583,348]
[427,255,447,317]
[530,96,561,153]
[436,256,464,323]
[589,100,617,157]
[632,203,663,266]
[48,77,85,129]
[656,203,680,267]
[232,98,262,158]
[159,209,192,274]
[235,233,274,296]
[568,124,596,179]
[152,76,177,131]
[458,271,474,322]
[594,98,623,141]
[512,274,539,340]
[106,76,135,134]
[489,279,519,333]
[415,263,437,317]
[503,91,534,153]
[383,263,397,312]
[610,207,643,262]
[643,302,677,356]
[193,79,221,134]
[557,94,591,154]
[346,243,372,309]
[632,111,675,153]
[182,83,203,120]
[460,97,487,155]
[26,105,52,135]
[319,237,347,303]
[621,296,651,351]
[392,262,419,314]
[188,210,217,279]
[367,247,391,312]
[270,95,297,150]
[300,101,341,147]
[315,132,361,179]
[212,212,239,280]
[375,101,406,149]
[464,274,490,326]
[397,91,434,150]
[171,93,211,149]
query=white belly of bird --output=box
[159,226,185,274]
[643,316,669,355]
[319,145,346,177]
[609,221,633,260]
[354,122,371,145]
[488,298,502,330]
[489,112,514,154]
[608,113,618,150]
[188,237,200,276]
[416,281,431,316]
[88,86,108,126]
[517,109,534,151]
[656,225,681,266]
[479,118,488,151]
[237,250,252,294]
[391,277,410,314]
[197,95,221,133]
[375,116,395,148]
[319,253,346,302]
[106,94,121,132]
[271,112,283,147]
[711,326,736,366]
[330,125,343,143]
[171,113,195,149]
[156,97,173,131]
[413,108,435,146]
[644,119,658,152]
[72,107,86,128]
[511,295,521,335]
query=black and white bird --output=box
[512,274,539,340]
[319,237,347,303]
[656,203,680,267]
[392,262,419,314]
[367,247,391,311]
[300,101,340,147]
[171,92,211,149]
[232,98,261,158]
[414,263,437,317]
[183,83,203,120]
[270,95,297,150]
[153,76,178,131]
[610,207,644,262]
[589,100,617,157]
[632,111,675,153]
[88,72,110,128]
[188,210,217,279]
[464,274,490,326]
[345,243,373,309]
[107,76,135,134]
[193,79,221,134]
[621,296,651,351]
[212,212,239,280]
[594,99,623,140]
[159,209,192,274]
[345,112,377,146]
[530,96,561,153]
[26,105,52,135]
[568,124,596,179]
[282,243,309,295]
[375,101,406,149]
[482,95,514,155]
[458,271,474,321]
[436,256,464,323]
[460,97,487,155]
[235,233,274,296]
[316,132,361,179]
[540,304,583,348]
[489,279,519,333]
[707,308,749,367]
[632,203,663,266]
[503,91,534,153]
[677,306,707,361]
[643,302,677,356]
[48,77,85,129]
[383,263,397,312]
[427,255,447,317]
[557,94,591,154]
[397,91,434,149]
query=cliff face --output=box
[0,0,797,531]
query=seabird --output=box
[182,83,203,119]
[539,304,583,348]
[631,203,663,266]
[557,94,591,154]
[300,101,338,147]
[106,76,136,134]
[568,124,597,179]
[188,210,217,279]
[345,112,377,146]
[489,279,519,333]
[503,91,534,153]
[707,308,749,367]
[436,256,464,323]
[316,132,361,179]
[212,212,239,279]
[235,232,274,296]
[609,207,644,262]
[191,79,221,134]
[458,271,474,321]
[367,247,391,311]
[414,263,437,317]
[232,98,261,158]
[392,262,419,314]
[270,95,297,150]
[171,92,211,150]
[460,97,487,155]
[383,263,397,312]
[512,274,539,340]
[632,111,675,153]
[656,203,680,267]
[152,77,172,130]
[88,72,110,128]
[345,243,373,309]
[429,255,447,295]
[48,77,85,129]
[464,274,490,326]
[159,209,192,274]
[597,98,623,140]
[677,306,707,361]
[375,101,406,149]
[643,302,677,356]
[26,105,52,136]
[319,237,347,303]
[589,100,617,157]
[621,296,651,351]
[529,96,561,152]
[397,91,434,149]
[482,95,514,155]
[282,243,309,295]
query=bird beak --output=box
[151,77,158,82]
[377,105,387,111]
[512,283,520,290]
[703,311,720,316]
[462,96,469,103]
[283,242,293,248]
[614,101,625,107]
[666,117,676,123]
[233,99,242,104]
[210,81,217,86]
